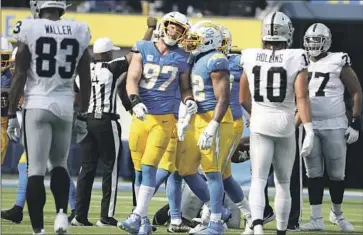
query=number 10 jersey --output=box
[241,48,308,137]
[13,18,91,121]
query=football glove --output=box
[185,99,198,116]
[74,113,88,143]
[300,122,314,158]
[198,120,219,150]
[132,103,148,120]
[177,114,191,141]
[7,114,20,142]
[345,118,360,144]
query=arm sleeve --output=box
[108,57,129,78]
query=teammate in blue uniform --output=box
[178,21,234,234]
[119,12,197,235]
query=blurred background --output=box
[2,0,363,189]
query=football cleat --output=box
[54,209,69,235]
[1,205,23,224]
[329,209,354,232]
[119,213,141,234]
[300,216,324,231]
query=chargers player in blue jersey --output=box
[1,37,13,164]
[119,12,197,235]
[177,20,235,234]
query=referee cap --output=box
[93,37,120,54]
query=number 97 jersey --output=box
[241,48,308,137]
[13,19,91,120]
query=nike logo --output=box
[162,120,168,123]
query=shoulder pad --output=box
[13,19,32,44]
[207,52,229,72]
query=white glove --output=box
[7,116,20,142]
[74,115,88,143]
[198,120,219,150]
[185,99,198,115]
[300,122,314,158]
[132,103,148,120]
[177,114,191,141]
[345,127,359,144]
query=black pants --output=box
[76,114,122,219]
[265,126,303,226]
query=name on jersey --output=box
[45,25,72,35]
[256,53,283,63]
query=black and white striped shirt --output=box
[76,57,128,114]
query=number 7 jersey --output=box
[13,18,90,120]
[241,48,308,137]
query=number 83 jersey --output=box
[13,19,90,120]
[135,40,189,114]
[241,48,308,137]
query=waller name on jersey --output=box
[256,52,283,63]
[45,25,72,35]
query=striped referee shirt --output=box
[75,57,129,114]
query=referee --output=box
[72,37,130,227]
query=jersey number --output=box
[35,37,79,79]
[308,72,330,97]
[253,66,287,102]
[140,63,178,91]
[191,75,205,101]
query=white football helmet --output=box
[1,37,14,72]
[29,0,68,19]
[218,25,232,55]
[284,16,295,48]
[304,23,332,57]
[182,20,223,55]
[262,11,293,45]
[159,12,190,46]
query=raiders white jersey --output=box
[75,57,129,114]
[241,48,308,137]
[13,18,91,121]
[308,52,350,124]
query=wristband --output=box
[129,94,141,108]
[183,96,194,104]
[148,25,157,30]
[77,112,88,121]
[350,118,361,131]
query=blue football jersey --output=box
[191,51,229,113]
[228,54,243,120]
[136,40,189,115]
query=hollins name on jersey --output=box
[256,52,283,64]
[45,24,72,35]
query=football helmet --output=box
[304,23,332,57]
[29,0,68,18]
[159,12,190,46]
[1,37,14,73]
[182,20,223,55]
[218,25,232,54]
[262,11,292,44]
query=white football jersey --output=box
[241,48,308,137]
[13,18,91,121]
[308,52,350,122]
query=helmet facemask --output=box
[304,36,329,57]
[161,20,188,46]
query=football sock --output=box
[50,167,70,213]
[133,165,157,217]
[167,172,183,224]
[27,175,46,230]
[308,177,324,218]
[274,181,291,231]
[249,177,267,222]
[134,170,142,202]
[154,168,170,194]
[68,171,77,211]
[15,162,27,208]
[329,180,345,205]
[223,176,244,203]
[205,172,223,218]
[184,173,210,203]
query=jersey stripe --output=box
[270,12,277,36]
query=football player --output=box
[1,37,13,164]
[178,20,235,234]
[119,12,196,235]
[239,12,314,235]
[300,23,361,232]
[7,0,92,234]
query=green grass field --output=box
[1,187,363,234]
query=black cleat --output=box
[167,221,191,233]
[1,205,23,224]
[96,217,118,227]
[71,216,93,226]
[68,209,75,223]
